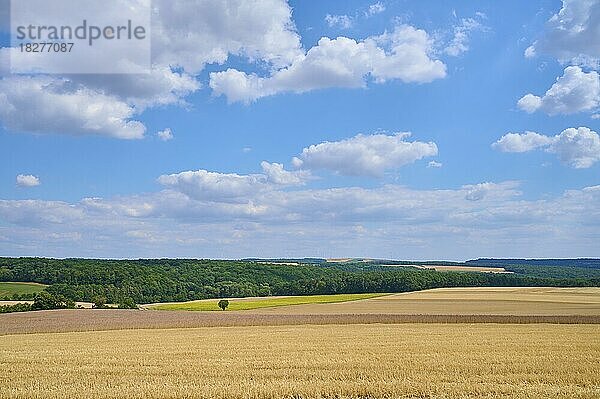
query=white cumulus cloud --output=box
[291,132,438,177]
[550,127,600,168]
[526,0,600,68]
[5,179,599,259]
[493,127,600,168]
[210,25,446,103]
[517,66,599,115]
[0,0,302,139]
[69,67,200,111]
[158,161,309,202]
[16,175,41,187]
[492,131,555,152]
[0,76,145,139]
[157,170,267,202]
[152,0,302,72]
[260,161,311,185]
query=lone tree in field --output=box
[218,299,229,311]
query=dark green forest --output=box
[1,257,598,304]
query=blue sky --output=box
[0,0,599,259]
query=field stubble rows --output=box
[1,324,599,399]
[248,287,600,316]
[2,309,599,335]
[1,287,599,398]
[2,288,600,335]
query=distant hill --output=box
[2,257,598,303]
[242,258,327,264]
[467,258,600,269]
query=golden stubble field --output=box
[247,287,600,316]
[2,288,599,398]
[1,323,599,399]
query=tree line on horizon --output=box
[0,258,598,305]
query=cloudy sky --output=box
[0,0,599,260]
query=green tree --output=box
[92,296,109,309]
[0,302,33,313]
[118,297,138,309]
[32,292,74,310]
[218,299,229,311]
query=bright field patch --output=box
[1,324,598,398]
[148,293,384,311]
[249,287,600,316]
[0,282,46,297]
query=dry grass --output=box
[1,324,599,398]
[250,287,600,316]
[376,265,510,273]
[429,265,511,273]
[257,261,300,266]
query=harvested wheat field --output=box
[1,288,599,398]
[377,264,512,273]
[3,309,599,335]
[248,287,600,316]
[1,324,599,399]
[2,287,600,335]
